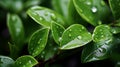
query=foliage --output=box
[0,0,120,67]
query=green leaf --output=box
[7,13,24,48]
[73,0,110,26]
[24,0,41,9]
[110,27,120,34]
[27,6,66,28]
[109,0,120,20]
[0,0,23,13]
[81,25,113,63]
[0,56,14,67]
[51,22,65,45]
[14,55,38,67]
[52,0,70,19]
[38,33,59,61]
[28,28,49,57]
[60,24,92,50]
[68,0,87,25]
[8,42,19,60]
[92,25,112,42]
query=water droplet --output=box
[69,34,71,37]
[82,26,84,30]
[101,35,104,38]
[91,7,97,13]
[69,29,72,32]
[29,60,31,64]
[59,37,62,42]
[86,1,91,5]
[77,36,82,40]
[51,13,57,20]
[16,28,20,33]
[39,17,43,21]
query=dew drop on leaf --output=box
[77,36,82,40]
[91,7,97,13]
[51,13,56,20]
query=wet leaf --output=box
[27,6,66,28]
[28,28,49,57]
[109,0,120,20]
[14,55,38,67]
[51,22,65,45]
[73,0,110,26]
[38,33,59,61]
[60,24,92,49]
[7,13,24,48]
[0,56,14,67]
[81,25,113,63]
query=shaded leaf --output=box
[28,28,49,57]
[38,33,59,61]
[110,27,120,34]
[0,56,14,67]
[73,0,110,26]
[109,0,120,20]
[27,6,66,28]
[51,22,65,45]
[52,0,70,21]
[82,25,113,63]
[60,24,92,49]
[68,0,87,25]
[7,13,24,48]
[14,55,38,67]
[8,42,19,60]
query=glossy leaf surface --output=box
[14,55,38,67]
[7,13,24,47]
[60,24,92,49]
[28,28,49,57]
[38,34,58,61]
[73,0,110,26]
[51,22,65,45]
[82,25,113,63]
[0,56,14,67]
[27,6,65,28]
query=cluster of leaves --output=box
[1,0,120,67]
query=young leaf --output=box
[73,0,110,26]
[27,6,66,28]
[28,28,49,57]
[51,22,65,45]
[14,55,38,67]
[7,13,24,48]
[0,56,14,67]
[60,24,92,50]
[109,0,120,20]
[81,25,113,63]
